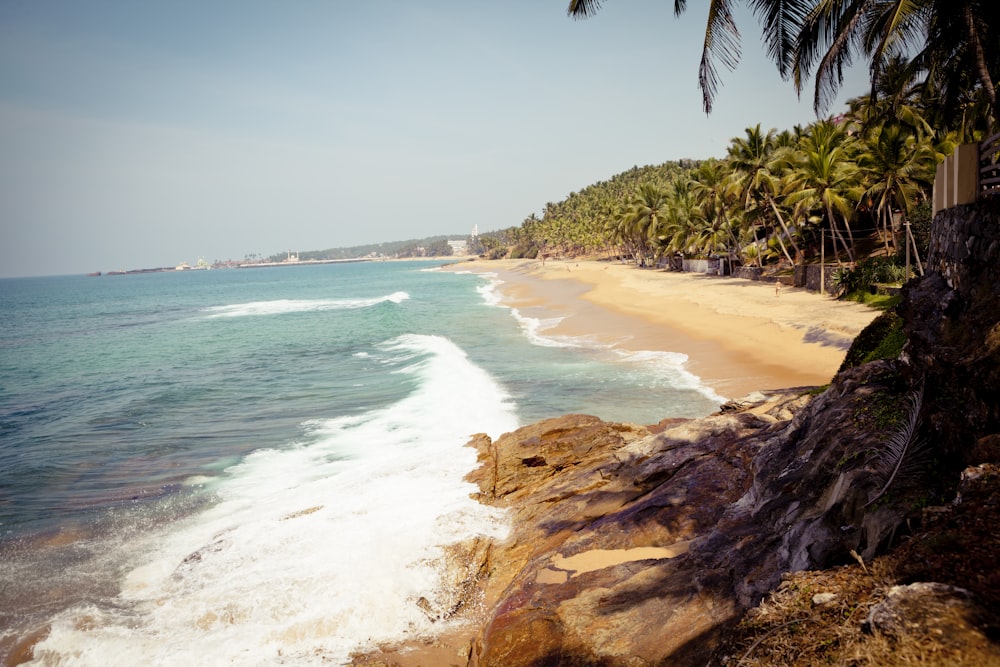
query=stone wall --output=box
[794,264,842,294]
[681,257,721,274]
[901,196,1000,467]
[733,266,762,282]
[925,196,1000,290]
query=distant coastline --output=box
[88,255,467,277]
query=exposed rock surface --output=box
[461,373,915,666]
[901,197,1000,469]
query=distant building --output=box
[448,239,468,255]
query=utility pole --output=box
[904,220,911,280]
[820,228,825,295]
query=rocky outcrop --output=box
[453,201,1000,665]
[864,582,999,660]
[459,370,919,666]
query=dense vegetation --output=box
[467,0,997,292]
[265,235,461,262]
[474,85,977,288]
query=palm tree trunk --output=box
[774,232,795,267]
[766,195,803,263]
[880,203,892,255]
[750,224,764,267]
[828,217,849,266]
[965,6,998,128]
[829,204,856,264]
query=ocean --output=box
[0,260,723,665]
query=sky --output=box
[0,1,870,278]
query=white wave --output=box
[473,274,579,349]
[202,292,409,318]
[471,273,725,403]
[473,272,503,307]
[509,308,580,348]
[614,349,729,404]
[31,335,518,666]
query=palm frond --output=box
[864,383,926,508]
[699,0,743,114]
[567,0,603,19]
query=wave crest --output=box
[203,292,409,318]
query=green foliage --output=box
[839,310,906,372]
[832,257,908,296]
[287,235,465,261]
[898,201,933,264]
[865,385,926,508]
[845,292,901,310]
[478,161,695,260]
[509,243,539,260]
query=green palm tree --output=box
[656,177,701,259]
[622,183,671,266]
[690,160,744,262]
[727,125,802,266]
[784,121,862,264]
[856,124,937,254]
[568,0,997,128]
[789,0,998,126]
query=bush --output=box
[839,310,906,372]
[833,257,908,296]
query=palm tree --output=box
[690,160,744,263]
[789,0,998,127]
[656,177,701,260]
[727,125,802,266]
[568,0,998,128]
[856,124,937,254]
[622,183,672,267]
[783,120,862,264]
[568,0,815,113]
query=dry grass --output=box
[716,466,1000,667]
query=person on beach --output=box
[775,281,781,297]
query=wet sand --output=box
[443,257,880,399]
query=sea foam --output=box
[30,334,516,666]
[202,292,409,318]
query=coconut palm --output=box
[622,183,672,267]
[726,125,803,266]
[783,120,863,264]
[690,160,744,262]
[789,0,999,127]
[655,177,702,259]
[568,0,998,129]
[856,124,938,254]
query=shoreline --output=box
[442,257,880,400]
[356,257,879,665]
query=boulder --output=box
[864,583,1000,663]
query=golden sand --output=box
[443,258,879,399]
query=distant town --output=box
[87,232,478,276]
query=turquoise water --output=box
[0,261,721,665]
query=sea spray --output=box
[28,335,516,666]
[202,291,410,318]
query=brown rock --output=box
[864,583,1000,663]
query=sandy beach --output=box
[444,257,880,399]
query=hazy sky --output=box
[0,1,868,278]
